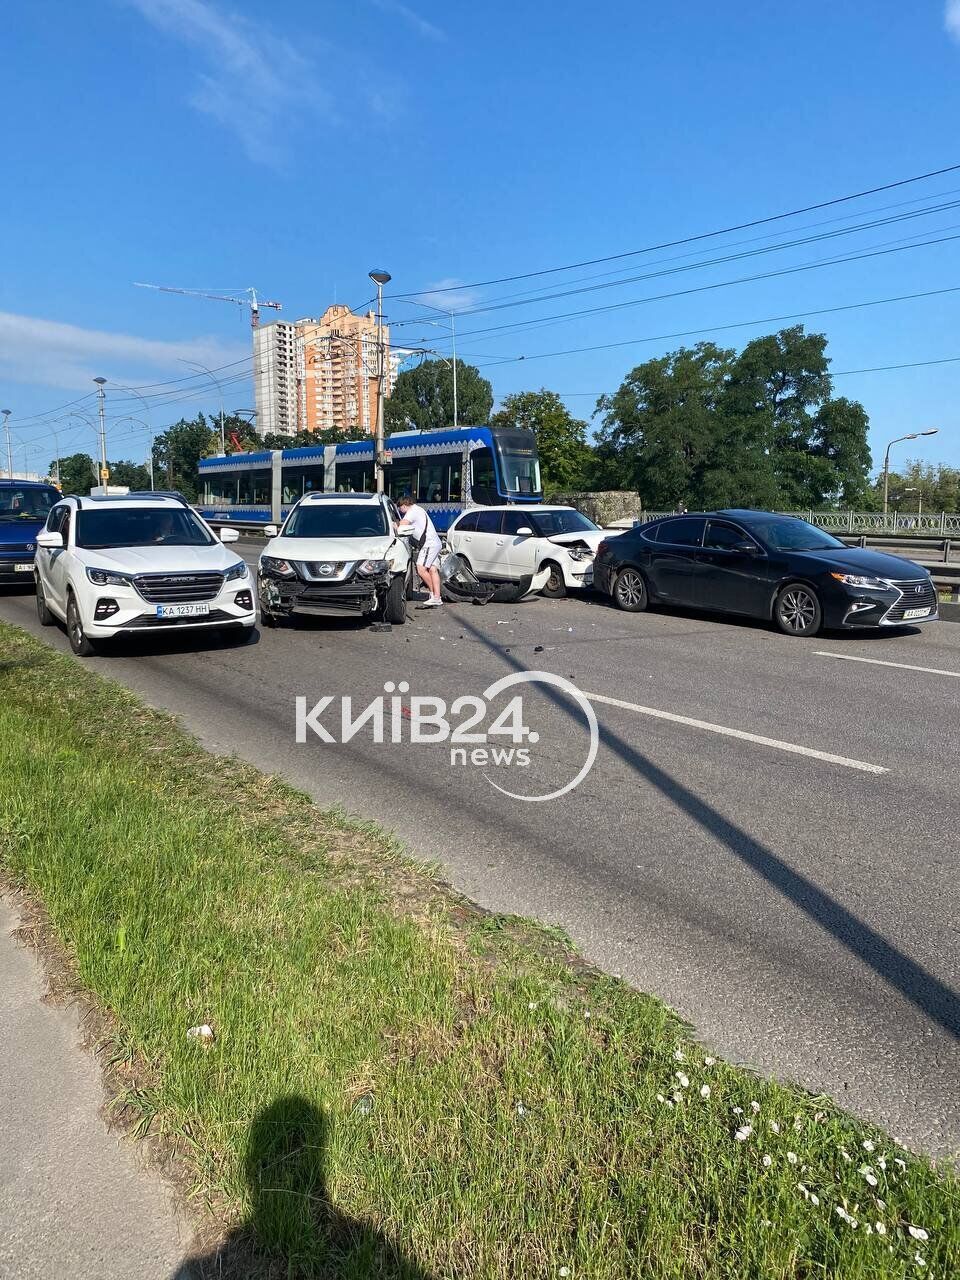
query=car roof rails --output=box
[65,493,84,508]
[124,490,192,506]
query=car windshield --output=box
[750,518,846,551]
[283,502,388,538]
[531,509,599,536]
[75,507,215,549]
[0,487,57,520]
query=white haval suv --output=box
[34,492,256,655]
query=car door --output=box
[501,509,539,579]
[647,517,706,604]
[42,504,72,613]
[696,520,770,616]
[468,509,505,577]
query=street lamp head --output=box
[921,428,939,436]
[368,269,392,286]
[1,409,10,418]
[93,376,107,386]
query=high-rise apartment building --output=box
[252,306,394,438]
[253,321,298,437]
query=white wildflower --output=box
[862,1139,876,1153]
[676,1072,689,1088]
[797,1183,809,1199]
[894,1158,907,1171]
[839,1148,853,1162]
[786,1151,798,1164]
[583,1010,591,1020]
[734,1124,753,1141]
[516,1103,526,1116]
[656,1094,666,1104]
[751,1101,761,1113]
[834,1205,858,1228]
[876,1199,886,1210]
[700,1084,711,1099]
[861,1167,878,1187]
[762,1154,773,1168]
[704,1056,716,1066]
[673,1048,685,1061]
[814,1110,825,1122]
[914,1253,926,1268]
[810,1193,820,1206]
[528,1001,538,1010]
[769,1120,781,1134]
[875,1222,886,1236]
[732,1106,744,1116]
[673,1091,683,1103]
[559,1270,570,1278]
[908,1227,929,1242]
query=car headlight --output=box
[829,573,889,589]
[566,548,593,562]
[86,566,132,587]
[357,559,389,575]
[224,560,248,581]
[260,555,296,577]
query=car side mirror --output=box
[735,541,760,555]
[36,530,63,549]
[219,527,240,543]
[264,524,279,538]
[516,526,534,537]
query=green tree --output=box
[491,390,592,493]
[54,452,96,494]
[881,460,959,513]
[153,414,218,500]
[384,359,493,433]
[106,459,152,490]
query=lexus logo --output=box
[915,585,924,595]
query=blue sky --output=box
[3,0,960,478]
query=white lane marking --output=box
[815,650,960,680]
[583,690,887,774]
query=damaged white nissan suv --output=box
[34,492,256,655]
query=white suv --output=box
[445,505,606,598]
[34,493,256,655]
[258,492,411,626]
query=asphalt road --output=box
[2,569,958,1159]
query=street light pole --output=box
[369,269,392,494]
[180,360,226,454]
[93,377,108,489]
[882,429,939,514]
[1,409,11,478]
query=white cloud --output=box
[415,278,482,313]
[947,0,960,39]
[0,310,247,394]
[122,0,329,165]
[371,0,445,42]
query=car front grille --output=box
[133,571,224,603]
[0,543,35,554]
[884,578,937,622]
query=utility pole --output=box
[1,409,11,478]
[369,268,391,493]
[882,429,938,515]
[93,377,108,490]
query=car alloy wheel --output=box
[777,586,820,635]
[613,567,647,612]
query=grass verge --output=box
[0,622,957,1278]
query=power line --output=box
[391,161,960,298]
[459,283,960,370]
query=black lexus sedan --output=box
[593,510,938,636]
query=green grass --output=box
[0,622,957,1279]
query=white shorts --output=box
[417,540,442,569]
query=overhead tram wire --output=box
[390,160,960,299]
[446,225,960,347]
[453,283,960,370]
[390,195,960,327]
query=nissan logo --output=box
[318,563,334,575]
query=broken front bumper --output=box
[258,571,387,617]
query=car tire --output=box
[382,574,407,624]
[35,577,54,626]
[612,566,648,613]
[404,562,419,601]
[540,561,567,599]
[66,592,97,656]
[775,582,822,637]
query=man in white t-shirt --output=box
[396,492,443,608]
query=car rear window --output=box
[656,517,706,547]
[454,510,479,533]
[474,510,502,534]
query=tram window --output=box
[388,461,418,499]
[336,461,374,492]
[418,461,446,504]
[238,469,271,504]
[470,448,496,504]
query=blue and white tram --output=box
[197,425,542,531]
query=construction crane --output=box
[133,282,282,328]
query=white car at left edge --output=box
[34,491,256,655]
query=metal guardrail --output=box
[641,510,960,535]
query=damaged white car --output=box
[445,505,606,598]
